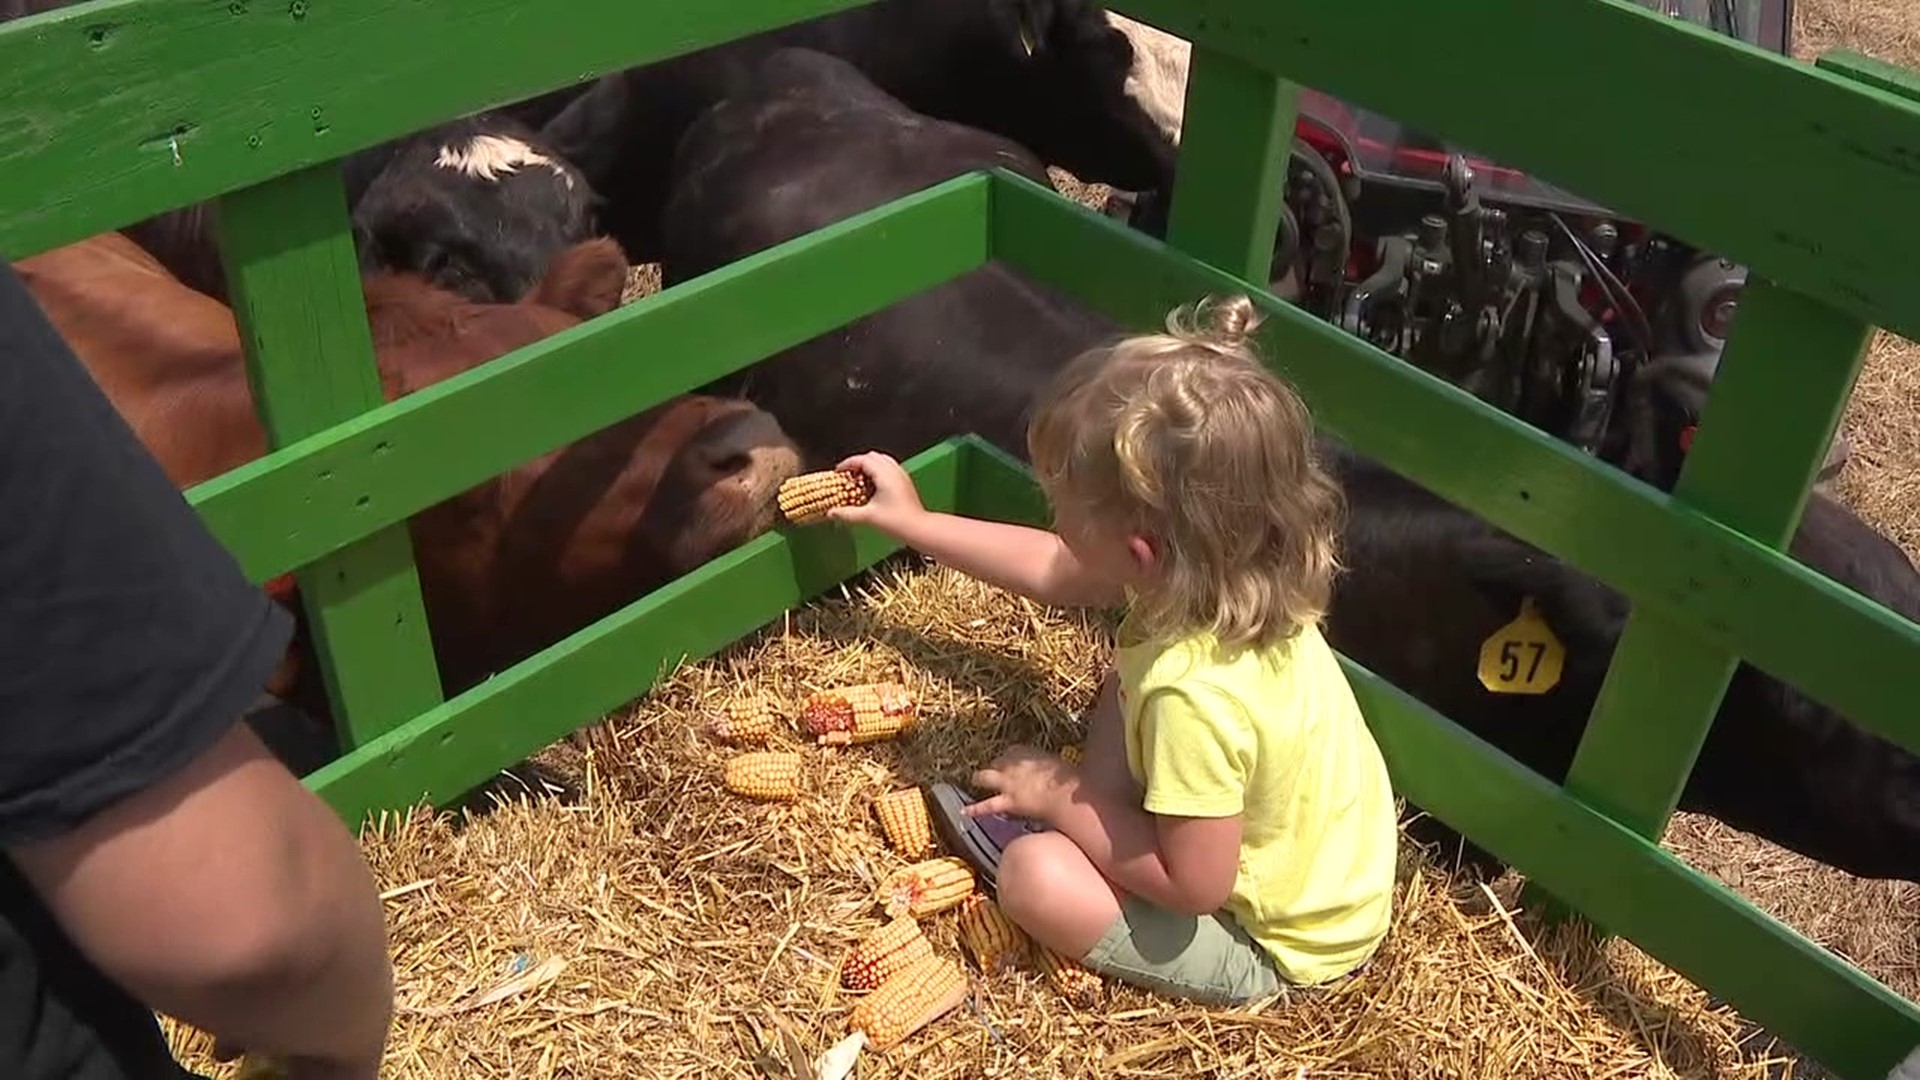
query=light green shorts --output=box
[1083,893,1285,1006]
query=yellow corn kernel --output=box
[847,951,969,1052]
[232,1057,290,1080]
[878,856,975,919]
[723,751,804,801]
[873,788,932,858]
[778,468,875,526]
[802,682,917,746]
[1058,743,1084,766]
[707,692,779,745]
[956,894,1030,974]
[1034,943,1104,1006]
[839,914,935,992]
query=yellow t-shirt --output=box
[1115,614,1399,985]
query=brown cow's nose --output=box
[693,409,803,488]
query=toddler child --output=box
[829,294,1399,1005]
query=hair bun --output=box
[1171,293,1264,350]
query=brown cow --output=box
[15,231,803,727]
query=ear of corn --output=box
[1058,743,1084,766]
[707,692,779,745]
[723,751,804,801]
[778,468,875,525]
[847,951,969,1052]
[840,914,935,992]
[956,894,1031,974]
[878,856,976,919]
[1035,943,1105,1006]
[873,788,932,858]
[803,682,917,746]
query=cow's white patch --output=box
[434,134,575,189]
[1106,12,1191,146]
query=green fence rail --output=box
[3,0,1919,1076]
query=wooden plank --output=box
[1347,657,1920,1080]
[0,0,880,258]
[217,164,442,747]
[986,169,1920,758]
[1108,0,1920,345]
[1559,280,1870,834]
[188,173,989,583]
[307,437,968,824]
[1162,46,1298,284]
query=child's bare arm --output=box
[829,452,1123,609]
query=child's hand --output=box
[966,743,1077,822]
[828,451,925,535]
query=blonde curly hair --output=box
[1026,294,1345,652]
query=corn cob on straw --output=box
[878,856,976,919]
[846,951,970,1052]
[1058,743,1084,766]
[1035,942,1105,1006]
[956,894,1030,974]
[777,467,875,525]
[706,692,780,745]
[723,750,805,801]
[873,788,932,858]
[840,913,936,992]
[802,682,917,746]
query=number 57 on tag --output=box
[1477,597,1565,695]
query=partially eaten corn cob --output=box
[840,913,935,992]
[847,951,969,1052]
[956,894,1030,974]
[878,856,976,919]
[723,750,804,801]
[1035,943,1104,1006]
[707,692,780,745]
[873,788,932,858]
[802,682,917,746]
[1058,743,1084,766]
[778,467,875,525]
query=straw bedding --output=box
[163,560,1829,1079]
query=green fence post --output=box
[217,164,446,750]
[1524,52,1915,922]
[1162,45,1298,286]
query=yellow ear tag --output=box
[1477,597,1565,695]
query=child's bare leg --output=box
[1079,670,1142,804]
[995,831,1124,958]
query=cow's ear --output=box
[528,237,628,320]
[991,0,1060,57]
[538,74,633,193]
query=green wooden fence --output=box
[2,0,1918,1075]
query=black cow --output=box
[1320,436,1920,885]
[658,46,1123,467]
[540,0,1177,264]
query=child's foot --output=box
[925,781,1047,892]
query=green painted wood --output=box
[1108,0,1920,345]
[0,0,880,259]
[1559,280,1870,835]
[216,164,443,746]
[307,438,968,827]
[986,169,1920,759]
[1349,657,1920,1080]
[187,173,990,584]
[1162,46,1298,285]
